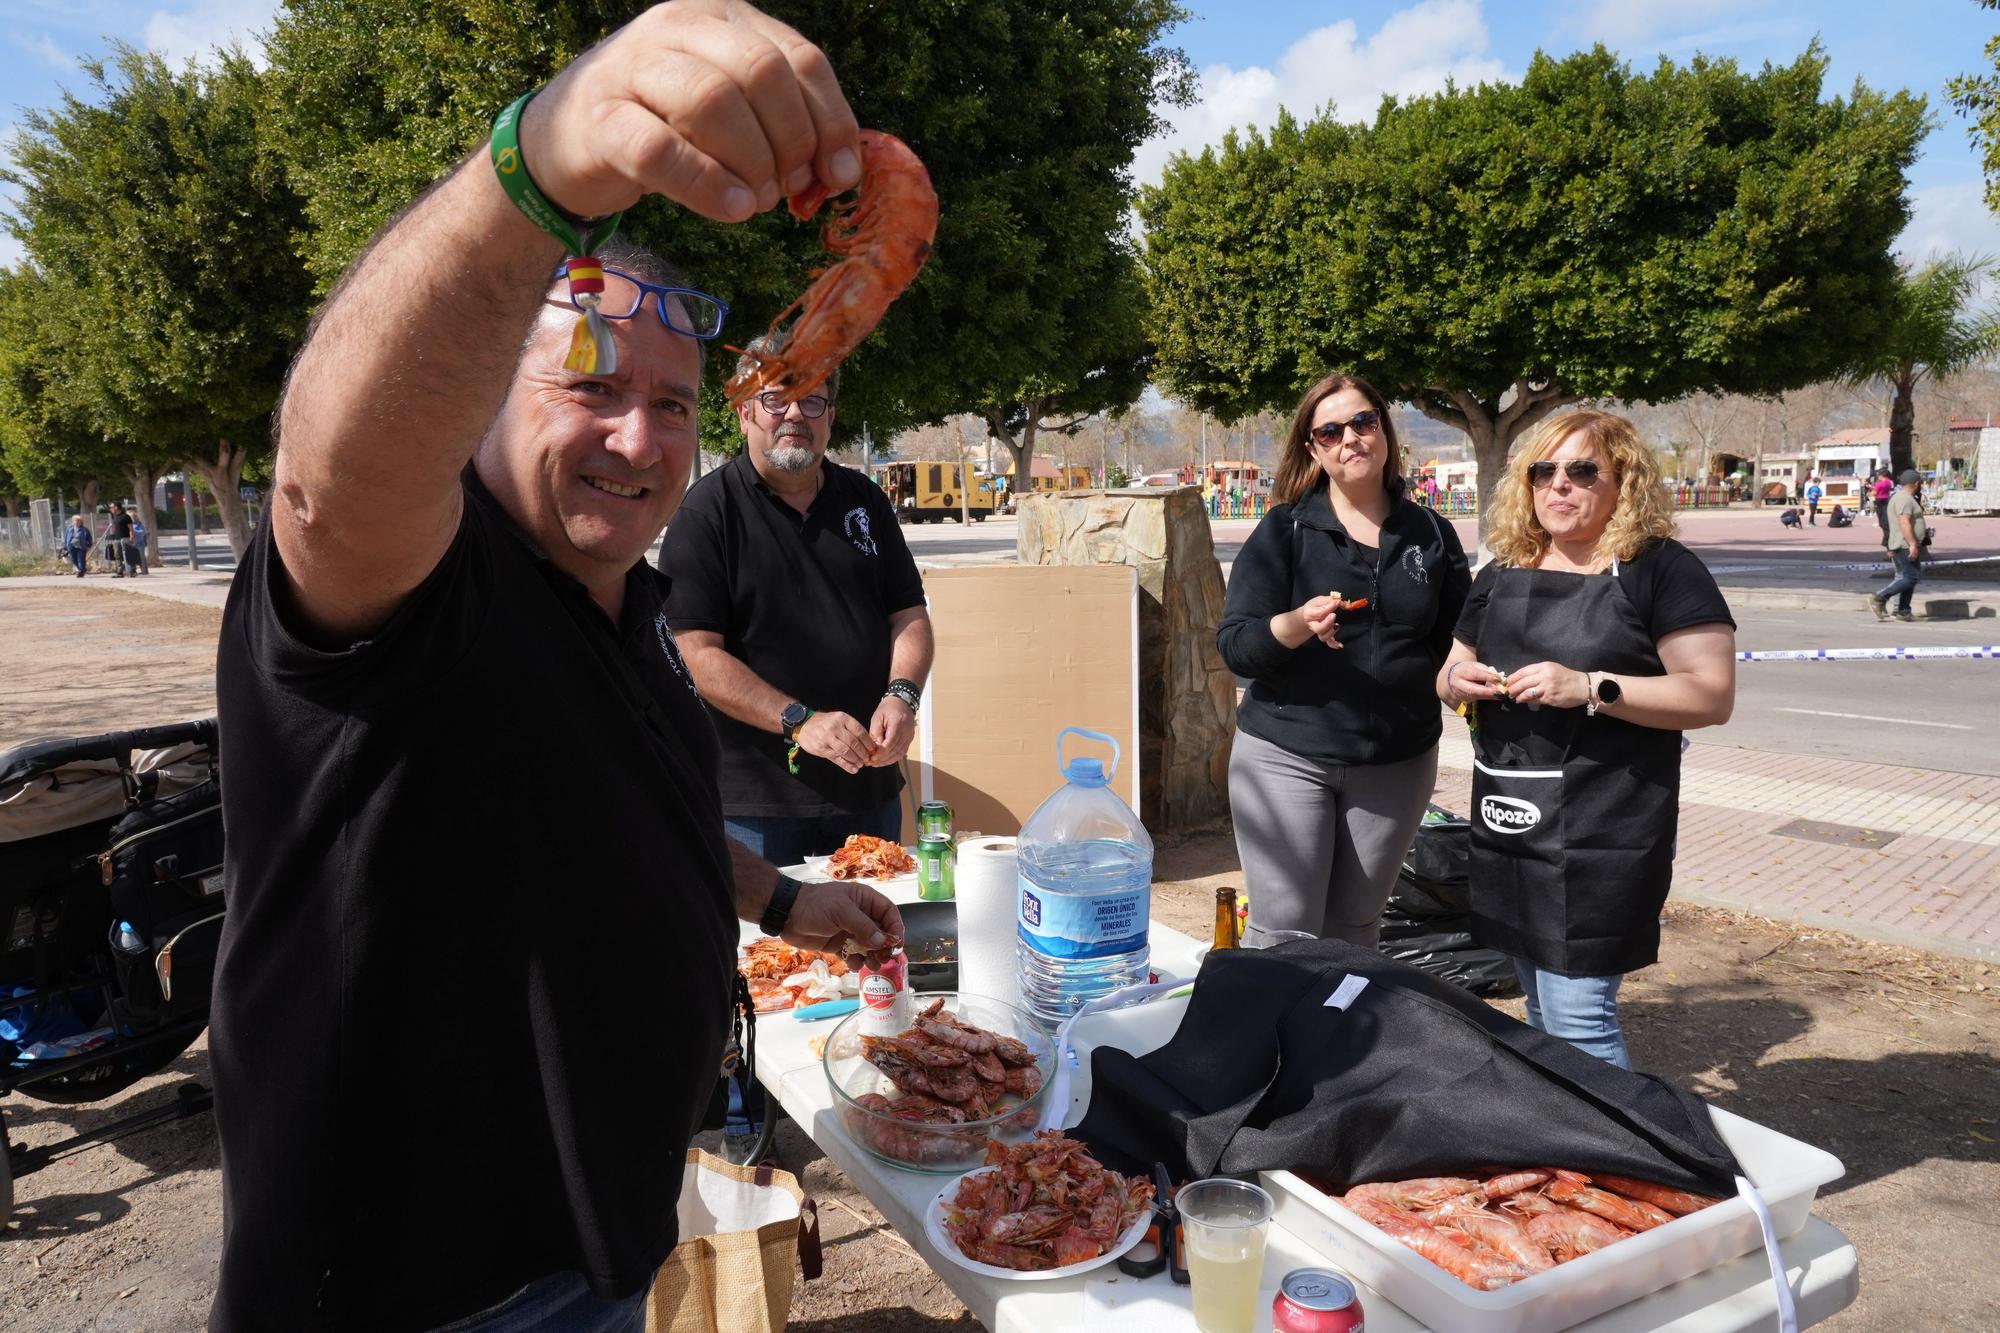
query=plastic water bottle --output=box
[113,920,145,954]
[1015,728,1154,1027]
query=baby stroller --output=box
[0,718,224,1221]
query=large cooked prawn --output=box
[724,130,938,407]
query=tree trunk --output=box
[986,403,1042,511]
[1410,380,1580,549]
[80,479,100,523]
[126,462,164,565]
[1888,364,1918,478]
[188,438,252,558]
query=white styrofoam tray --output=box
[1059,992,1844,1333]
[1264,1105,1842,1333]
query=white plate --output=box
[803,849,918,888]
[924,1166,1154,1281]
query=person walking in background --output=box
[1869,469,1930,623]
[1439,409,1736,1070]
[60,514,92,577]
[1804,476,1823,525]
[1218,372,1472,947]
[1872,467,1896,547]
[128,516,149,574]
[103,500,134,577]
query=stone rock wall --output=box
[1017,488,1235,829]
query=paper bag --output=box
[645,1150,820,1333]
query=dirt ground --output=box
[3,582,1996,1330]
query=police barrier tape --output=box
[1706,554,2000,575]
[1737,645,2000,662]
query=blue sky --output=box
[2,0,1996,267]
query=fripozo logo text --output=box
[1480,794,1541,834]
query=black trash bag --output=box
[1073,939,1739,1195]
[1378,808,1521,997]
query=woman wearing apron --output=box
[1436,410,1736,1069]
[1219,373,1471,946]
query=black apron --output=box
[1468,562,1681,977]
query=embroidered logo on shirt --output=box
[1403,544,1429,585]
[843,507,878,556]
[653,611,699,697]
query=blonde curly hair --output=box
[1486,409,1677,567]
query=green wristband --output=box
[490,91,622,254]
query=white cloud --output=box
[15,33,74,70]
[143,0,277,67]
[1133,0,1510,188]
[1897,180,2000,266]
[1573,0,1752,46]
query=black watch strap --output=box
[760,873,803,937]
[884,677,922,709]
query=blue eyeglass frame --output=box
[550,265,730,340]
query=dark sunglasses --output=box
[755,391,831,419]
[1528,459,1604,489]
[1308,410,1381,447]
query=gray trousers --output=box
[1227,728,1438,948]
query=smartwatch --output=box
[760,872,804,937]
[1587,674,1622,716]
[780,701,812,740]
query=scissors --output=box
[1116,1163,1190,1283]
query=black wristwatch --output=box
[883,678,922,710]
[760,872,804,937]
[780,701,812,740]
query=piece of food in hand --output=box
[826,833,917,880]
[1337,597,1370,612]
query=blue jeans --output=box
[66,547,88,575]
[432,1269,648,1333]
[1877,550,1922,613]
[724,792,904,868]
[1513,959,1631,1070]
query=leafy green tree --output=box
[3,47,310,557]
[1142,46,1927,531]
[0,267,125,513]
[1949,0,2000,214]
[262,0,1192,470]
[1846,253,1999,476]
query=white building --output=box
[1806,428,1891,502]
[1756,452,1813,502]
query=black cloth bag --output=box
[1379,808,1520,997]
[1072,939,1739,1195]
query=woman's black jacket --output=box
[1217,488,1472,766]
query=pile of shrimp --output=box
[940,1132,1154,1271]
[1327,1168,1722,1290]
[842,998,1045,1166]
[740,938,851,1012]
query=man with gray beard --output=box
[658,338,933,868]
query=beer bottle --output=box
[1213,886,1241,950]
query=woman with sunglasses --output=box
[1438,410,1736,1069]
[1218,374,1471,947]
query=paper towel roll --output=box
[954,835,1023,1010]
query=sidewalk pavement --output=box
[5,567,235,609]
[1433,731,2000,963]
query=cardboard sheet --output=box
[907,566,1139,840]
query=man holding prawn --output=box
[211,5,901,1330]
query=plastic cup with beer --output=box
[1176,1177,1274,1333]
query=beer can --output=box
[918,799,954,841]
[916,834,956,901]
[857,949,913,1038]
[1273,1267,1364,1333]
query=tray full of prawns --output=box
[1261,1105,1843,1333]
[822,994,1053,1173]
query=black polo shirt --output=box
[211,472,737,1332]
[659,453,925,817]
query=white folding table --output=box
[747,877,1858,1331]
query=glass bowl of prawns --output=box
[824,993,1055,1174]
